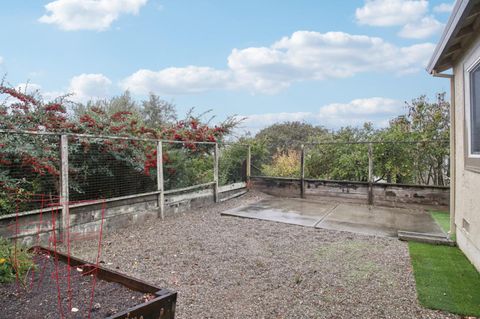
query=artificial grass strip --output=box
[430,210,450,233]
[409,242,480,317]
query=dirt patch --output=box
[69,191,459,319]
[0,251,148,318]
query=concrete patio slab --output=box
[222,197,445,238]
[221,198,335,227]
[316,204,444,237]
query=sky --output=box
[0,0,456,135]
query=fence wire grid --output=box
[68,136,157,202]
[252,140,450,186]
[0,131,249,215]
[0,133,61,214]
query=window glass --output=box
[472,64,480,154]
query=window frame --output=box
[464,44,480,173]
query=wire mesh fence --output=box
[253,140,450,186]
[0,131,251,215]
[0,132,61,214]
[162,141,215,191]
[305,142,370,182]
[2,129,448,215]
[218,143,248,186]
[370,140,449,186]
[250,142,302,179]
[68,135,158,202]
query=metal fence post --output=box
[368,143,374,205]
[157,141,165,219]
[246,145,251,182]
[60,135,69,236]
[213,143,219,203]
[300,144,306,199]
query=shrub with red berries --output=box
[0,83,239,214]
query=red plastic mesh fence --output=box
[10,195,106,319]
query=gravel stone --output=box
[70,191,459,319]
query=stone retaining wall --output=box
[0,183,247,245]
[251,176,449,210]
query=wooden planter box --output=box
[33,246,177,319]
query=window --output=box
[465,46,480,173]
[470,63,480,155]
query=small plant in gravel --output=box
[0,237,35,284]
[294,273,303,285]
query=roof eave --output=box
[427,0,471,74]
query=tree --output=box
[405,93,450,185]
[373,116,415,183]
[251,96,450,187]
[305,123,376,181]
[255,122,329,155]
[108,90,138,114]
[141,93,177,128]
[371,94,450,185]
[72,90,141,120]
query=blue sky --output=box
[0,0,456,134]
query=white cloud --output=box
[318,98,402,118]
[433,2,455,13]
[6,74,111,104]
[355,0,428,26]
[69,73,112,102]
[123,31,435,95]
[0,56,3,64]
[398,16,444,39]
[232,32,435,92]
[39,0,148,31]
[238,97,404,133]
[238,112,313,133]
[355,0,445,39]
[121,66,233,95]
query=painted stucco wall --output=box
[453,34,480,271]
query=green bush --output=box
[0,238,35,284]
[220,138,269,181]
[219,144,248,186]
[261,150,301,178]
[164,148,214,189]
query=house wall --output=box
[453,34,480,271]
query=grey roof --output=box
[427,0,480,74]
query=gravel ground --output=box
[69,191,459,319]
